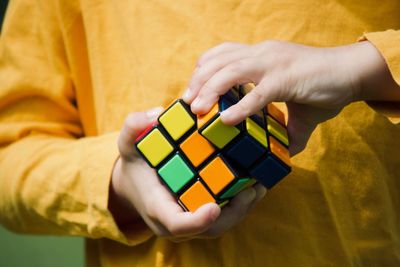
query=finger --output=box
[220,80,284,125]
[191,59,263,114]
[286,104,317,156]
[197,187,257,238]
[118,107,164,159]
[184,49,250,104]
[197,42,246,67]
[248,183,267,210]
[153,201,221,237]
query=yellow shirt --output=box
[1,0,400,266]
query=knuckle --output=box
[194,69,209,86]
[250,89,266,106]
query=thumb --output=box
[118,107,164,159]
[287,116,316,156]
[286,103,318,156]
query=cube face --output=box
[180,131,215,167]
[199,156,236,195]
[158,153,195,193]
[135,85,292,212]
[179,181,216,212]
[159,100,195,141]
[136,127,174,167]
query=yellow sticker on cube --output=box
[159,101,195,141]
[136,128,174,167]
[246,118,268,148]
[202,117,240,149]
[267,116,289,146]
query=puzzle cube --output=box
[135,85,291,212]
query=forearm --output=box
[0,133,120,237]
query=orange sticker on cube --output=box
[199,156,235,195]
[197,103,219,129]
[267,103,286,126]
[269,136,291,167]
[180,131,215,167]
[179,181,216,212]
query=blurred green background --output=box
[0,2,84,266]
[0,226,84,267]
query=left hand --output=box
[183,40,400,155]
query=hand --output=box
[109,109,267,241]
[184,40,400,155]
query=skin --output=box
[185,40,400,155]
[110,40,400,242]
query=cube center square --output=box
[199,155,236,195]
[179,131,215,168]
[136,127,174,167]
[159,100,195,141]
[201,116,240,149]
[158,153,195,193]
[225,134,265,169]
[179,181,216,212]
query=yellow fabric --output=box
[0,0,400,266]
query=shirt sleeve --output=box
[361,29,400,124]
[0,0,152,246]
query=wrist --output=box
[350,41,400,102]
[109,158,140,226]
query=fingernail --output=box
[182,88,192,102]
[258,186,267,199]
[146,107,164,121]
[191,98,201,112]
[210,204,221,221]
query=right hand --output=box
[109,109,267,242]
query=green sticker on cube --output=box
[220,178,256,199]
[158,153,195,193]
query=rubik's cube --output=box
[135,86,291,212]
